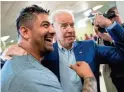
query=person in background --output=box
[94,6,124,92]
[84,33,91,40]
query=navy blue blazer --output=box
[43,22,124,80]
[42,23,124,91]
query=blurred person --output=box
[84,33,91,40]
[107,6,123,25]
[90,34,93,40]
[94,26,114,46]
[94,6,124,92]
[90,33,96,40]
[1,9,124,92]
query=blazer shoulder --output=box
[75,40,96,46]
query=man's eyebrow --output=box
[59,22,74,24]
[60,22,75,26]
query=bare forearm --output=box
[82,77,97,92]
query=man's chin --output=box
[68,40,74,44]
[45,47,54,52]
[40,46,54,54]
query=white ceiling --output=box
[1,1,116,43]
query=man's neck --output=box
[18,41,43,62]
[58,41,73,50]
[63,44,72,50]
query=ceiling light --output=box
[1,36,10,42]
[83,9,92,17]
[77,18,89,28]
[10,40,14,43]
[81,2,89,11]
[93,5,103,11]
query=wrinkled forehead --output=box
[55,12,74,23]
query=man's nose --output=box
[67,25,74,32]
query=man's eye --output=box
[43,24,49,28]
[61,24,68,28]
[70,24,74,28]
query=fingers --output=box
[75,62,82,66]
[17,49,28,56]
[70,64,79,72]
[76,61,88,66]
[70,61,94,78]
[1,56,12,61]
[94,14,113,28]
[23,51,28,55]
[70,61,86,71]
[1,44,28,61]
[5,56,12,60]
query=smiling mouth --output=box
[66,36,75,38]
[45,38,53,43]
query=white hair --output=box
[50,9,75,23]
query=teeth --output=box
[45,39,50,42]
[45,38,52,42]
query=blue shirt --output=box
[57,21,117,92]
[58,42,82,92]
[1,55,63,92]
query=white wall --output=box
[116,1,124,22]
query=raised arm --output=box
[94,15,124,63]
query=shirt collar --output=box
[57,41,75,51]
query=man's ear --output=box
[19,26,31,39]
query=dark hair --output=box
[16,5,49,36]
[107,6,117,15]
